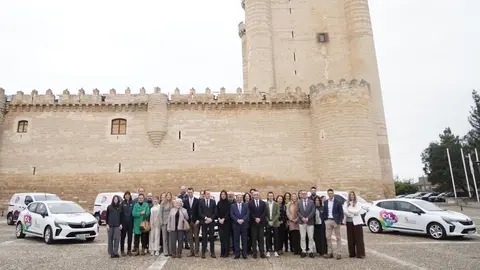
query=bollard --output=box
[460,205,463,211]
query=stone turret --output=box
[243,0,275,93]
[309,79,382,197]
[238,21,248,92]
[147,87,168,147]
[344,0,393,183]
[0,88,6,152]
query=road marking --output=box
[0,241,14,245]
[373,241,480,245]
[147,255,169,270]
[332,236,427,270]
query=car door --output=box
[22,202,38,234]
[394,201,424,233]
[32,203,48,235]
[376,201,399,230]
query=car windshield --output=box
[34,195,61,201]
[48,203,86,214]
[414,200,444,211]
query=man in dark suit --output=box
[230,194,249,259]
[199,190,217,258]
[322,188,344,260]
[248,190,266,258]
[183,188,200,257]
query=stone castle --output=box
[0,0,394,208]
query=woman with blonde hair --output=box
[286,192,300,255]
[160,192,174,257]
[168,198,189,258]
[343,191,366,258]
[149,196,162,256]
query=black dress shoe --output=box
[234,255,240,259]
[253,253,258,259]
[309,253,315,258]
[260,253,266,259]
[301,252,306,258]
[243,255,247,259]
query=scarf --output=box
[289,201,297,219]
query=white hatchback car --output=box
[365,198,476,239]
[15,200,99,244]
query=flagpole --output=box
[473,149,480,202]
[460,148,472,198]
[446,148,457,199]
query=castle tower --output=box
[242,0,275,92]
[309,80,382,197]
[241,0,393,183]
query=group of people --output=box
[105,186,366,261]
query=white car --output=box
[15,200,99,244]
[365,198,476,239]
[7,193,61,225]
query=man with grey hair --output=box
[248,190,266,258]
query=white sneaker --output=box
[150,251,154,256]
[274,252,279,257]
[266,252,271,257]
[154,251,159,256]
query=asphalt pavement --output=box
[0,220,479,270]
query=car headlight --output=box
[54,220,68,227]
[441,217,461,224]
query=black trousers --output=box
[120,221,133,252]
[133,232,148,251]
[247,227,252,253]
[277,223,286,251]
[265,225,279,252]
[314,223,327,255]
[250,224,265,254]
[290,230,301,254]
[284,225,291,251]
[219,223,231,256]
[201,222,215,254]
[346,222,365,257]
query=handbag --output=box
[183,220,190,231]
[140,215,150,232]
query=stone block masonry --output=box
[0,80,394,209]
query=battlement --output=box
[3,86,311,107]
[309,79,371,95]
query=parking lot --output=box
[0,210,479,270]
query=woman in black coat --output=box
[217,190,232,257]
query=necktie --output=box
[238,204,241,213]
[256,200,259,208]
[189,198,192,207]
[206,199,209,208]
[304,200,307,210]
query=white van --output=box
[6,193,61,225]
[92,192,138,225]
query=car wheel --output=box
[44,226,54,244]
[368,218,383,233]
[7,214,14,225]
[86,237,95,242]
[427,222,446,240]
[94,213,101,225]
[15,222,25,238]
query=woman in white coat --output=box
[343,191,366,258]
[160,192,174,257]
[149,196,162,255]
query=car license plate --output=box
[76,234,88,240]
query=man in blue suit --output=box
[230,194,249,259]
[322,188,344,260]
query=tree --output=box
[421,128,469,192]
[394,178,418,195]
[466,89,480,149]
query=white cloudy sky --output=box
[0,0,478,181]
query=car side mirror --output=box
[41,212,47,218]
[412,210,422,215]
